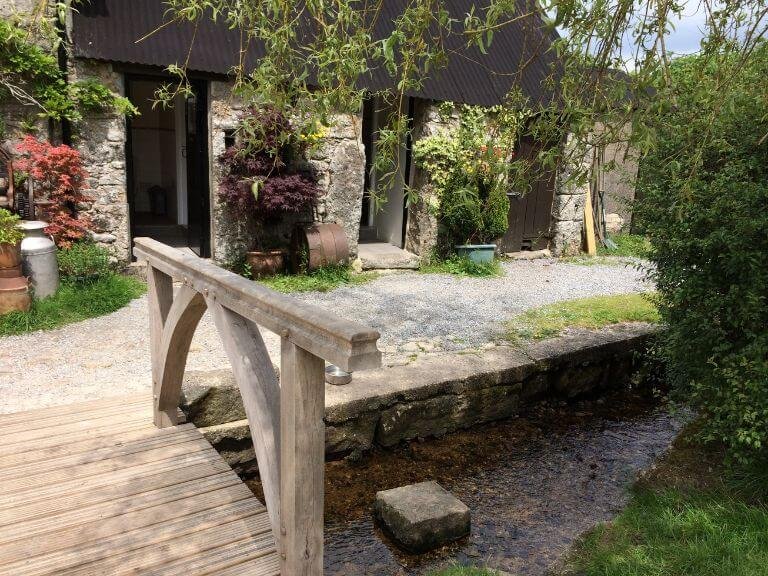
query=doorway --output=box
[126,76,210,257]
[359,96,413,248]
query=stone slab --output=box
[375,481,470,553]
[358,242,420,270]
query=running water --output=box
[319,389,684,575]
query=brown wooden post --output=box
[279,338,326,575]
[146,265,173,427]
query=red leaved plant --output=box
[16,136,92,247]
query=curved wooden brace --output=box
[206,297,282,545]
[153,284,207,427]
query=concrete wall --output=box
[595,121,638,228]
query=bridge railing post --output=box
[134,237,382,575]
[279,338,326,575]
[145,264,173,427]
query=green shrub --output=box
[57,242,115,283]
[635,46,768,463]
[0,208,23,245]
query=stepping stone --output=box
[374,481,470,553]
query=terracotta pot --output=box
[246,250,285,279]
[0,276,31,314]
[0,264,22,279]
[0,242,22,269]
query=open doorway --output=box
[126,76,210,257]
[359,96,413,248]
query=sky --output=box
[663,3,709,55]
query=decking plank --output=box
[0,461,234,523]
[0,471,244,540]
[0,500,266,576]
[0,395,280,576]
[0,426,202,479]
[0,423,198,468]
[0,395,147,425]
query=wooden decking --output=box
[0,395,280,576]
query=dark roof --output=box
[71,0,561,107]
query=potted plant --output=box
[441,145,510,263]
[0,208,24,273]
[218,107,320,278]
[413,106,514,263]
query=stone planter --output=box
[246,250,285,279]
[455,244,496,264]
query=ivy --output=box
[0,16,138,127]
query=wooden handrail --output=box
[134,237,381,371]
[134,238,383,575]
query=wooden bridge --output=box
[0,238,382,576]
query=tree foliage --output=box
[0,11,137,128]
[15,135,92,247]
[636,45,768,463]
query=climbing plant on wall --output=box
[0,13,137,129]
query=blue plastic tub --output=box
[455,244,496,263]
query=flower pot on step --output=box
[455,244,496,264]
[246,250,285,279]
[0,242,22,270]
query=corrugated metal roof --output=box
[71,0,561,107]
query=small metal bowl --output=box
[325,364,352,386]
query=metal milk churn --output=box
[20,220,59,299]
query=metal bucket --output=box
[20,221,59,299]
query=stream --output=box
[247,389,684,574]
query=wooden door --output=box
[499,136,557,252]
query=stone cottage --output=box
[2,0,595,264]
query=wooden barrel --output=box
[290,223,350,273]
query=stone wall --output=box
[550,134,588,256]
[209,80,366,264]
[69,59,131,260]
[595,121,639,229]
[311,113,366,257]
[181,323,657,473]
[404,100,458,261]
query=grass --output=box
[505,292,660,341]
[257,264,377,293]
[562,233,652,266]
[0,274,146,336]
[420,256,503,277]
[598,232,652,258]
[562,428,768,576]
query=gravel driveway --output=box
[0,258,651,413]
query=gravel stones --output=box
[0,258,651,413]
[375,481,471,552]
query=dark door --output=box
[499,136,557,252]
[185,80,210,257]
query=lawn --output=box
[505,292,660,341]
[0,274,146,336]
[561,429,768,576]
[257,264,377,293]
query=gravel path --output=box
[0,258,651,413]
